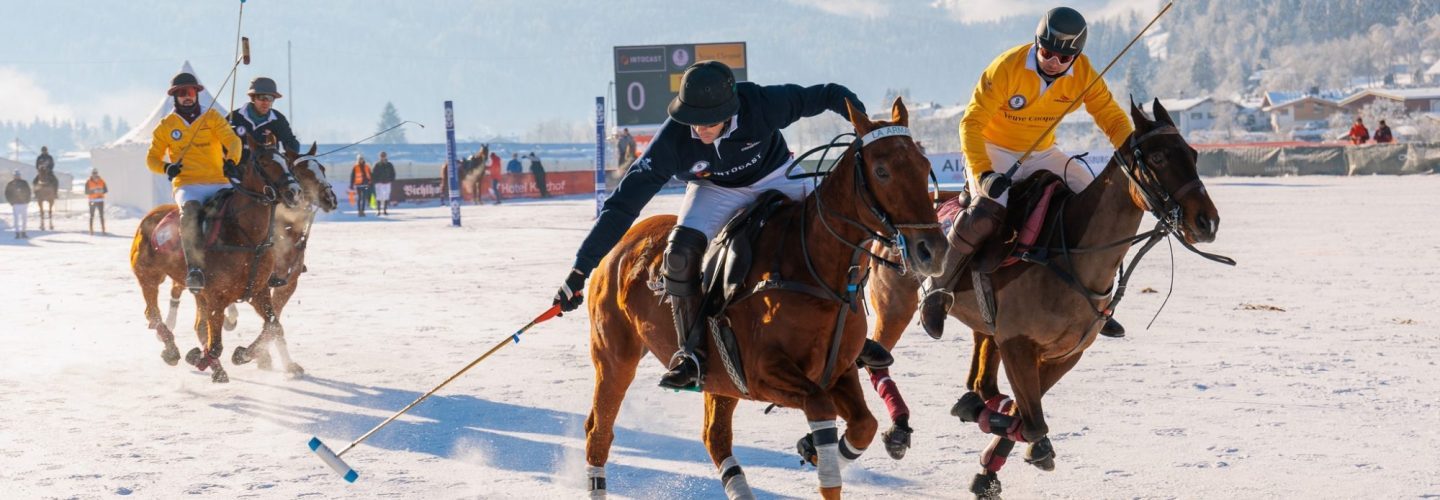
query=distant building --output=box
[1339,87,1440,114]
[1261,91,1348,132]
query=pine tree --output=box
[376,102,407,144]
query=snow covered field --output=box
[2,176,1438,499]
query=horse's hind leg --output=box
[268,283,304,375]
[968,330,1002,399]
[703,394,755,500]
[584,318,643,499]
[138,269,179,365]
[866,262,920,459]
[234,292,279,370]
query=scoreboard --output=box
[613,42,747,127]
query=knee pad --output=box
[663,226,708,297]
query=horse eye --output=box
[874,164,891,180]
[1147,152,1168,166]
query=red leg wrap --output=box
[868,368,910,421]
[154,323,175,344]
[980,436,1016,472]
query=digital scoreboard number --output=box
[613,42,747,127]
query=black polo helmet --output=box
[167,72,204,96]
[246,77,283,98]
[1035,7,1088,56]
[667,61,739,126]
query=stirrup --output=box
[658,351,702,391]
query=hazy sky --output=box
[0,0,1154,144]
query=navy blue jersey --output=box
[571,81,862,275]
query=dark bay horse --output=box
[863,99,1227,498]
[31,165,59,231]
[229,144,340,376]
[130,136,303,383]
[583,98,947,499]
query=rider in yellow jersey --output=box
[146,71,243,292]
[920,7,1134,339]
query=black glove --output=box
[165,162,183,181]
[979,171,1011,199]
[553,268,587,314]
[223,159,239,179]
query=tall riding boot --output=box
[658,226,709,391]
[180,201,206,293]
[919,196,1006,338]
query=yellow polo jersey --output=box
[959,43,1133,179]
[145,108,242,188]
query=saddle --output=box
[689,189,794,396]
[149,189,236,256]
[938,171,1073,331]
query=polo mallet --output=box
[309,303,567,482]
[1002,1,1173,180]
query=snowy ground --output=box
[2,176,1438,499]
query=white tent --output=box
[89,61,228,212]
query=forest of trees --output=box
[1,115,129,156]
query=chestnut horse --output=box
[583,98,947,499]
[130,136,303,383]
[31,165,59,231]
[863,99,1231,498]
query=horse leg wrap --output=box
[718,456,756,500]
[980,436,1016,473]
[838,437,865,469]
[868,368,910,422]
[586,465,606,499]
[154,322,175,344]
[807,420,842,489]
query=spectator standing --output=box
[488,151,503,204]
[1348,117,1370,145]
[1374,119,1394,144]
[372,151,397,215]
[350,153,373,217]
[6,171,31,239]
[506,153,523,174]
[528,152,549,198]
[85,168,109,235]
[616,128,636,167]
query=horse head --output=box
[286,142,340,212]
[1125,98,1220,244]
[840,97,947,277]
[244,134,304,209]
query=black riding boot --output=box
[1100,317,1126,338]
[658,226,709,391]
[180,201,206,293]
[919,196,1006,338]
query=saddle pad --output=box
[1001,182,1060,267]
[148,191,234,255]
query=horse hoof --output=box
[161,346,180,366]
[185,347,203,367]
[882,424,912,460]
[232,346,252,365]
[212,369,229,383]
[796,433,817,466]
[952,392,985,423]
[1024,437,1055,472]
[285,363,306,378]
[969,470,1002,499]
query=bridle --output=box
[792,126,941,276]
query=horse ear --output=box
[1151,97,1175,127]
[1129,96,1152,129]
[846,98,872,135]
[890,96,909,127]
[307,142,317,156]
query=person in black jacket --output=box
[372,151,397,215]
[228,77,301,156]
[6,170,32,239]
[528,152,549,198]
[550,60,870,390]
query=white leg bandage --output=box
[718,456,755,500]
[587,465,606,499]
[839,437,866,469]
[808,420,842,489]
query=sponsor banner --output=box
[925,151,1113,186]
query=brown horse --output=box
[582,98,947,499]
[130,136,303,383]
[229,145,339,375]
[863,99,1228,498]
[465,144,490,204]
[31,165,59,231]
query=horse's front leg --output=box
[185,296,229,383]
[703,393,754,500]
[801,389,845,500]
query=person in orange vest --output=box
[85,168,109,235]
[350,153,373,217]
